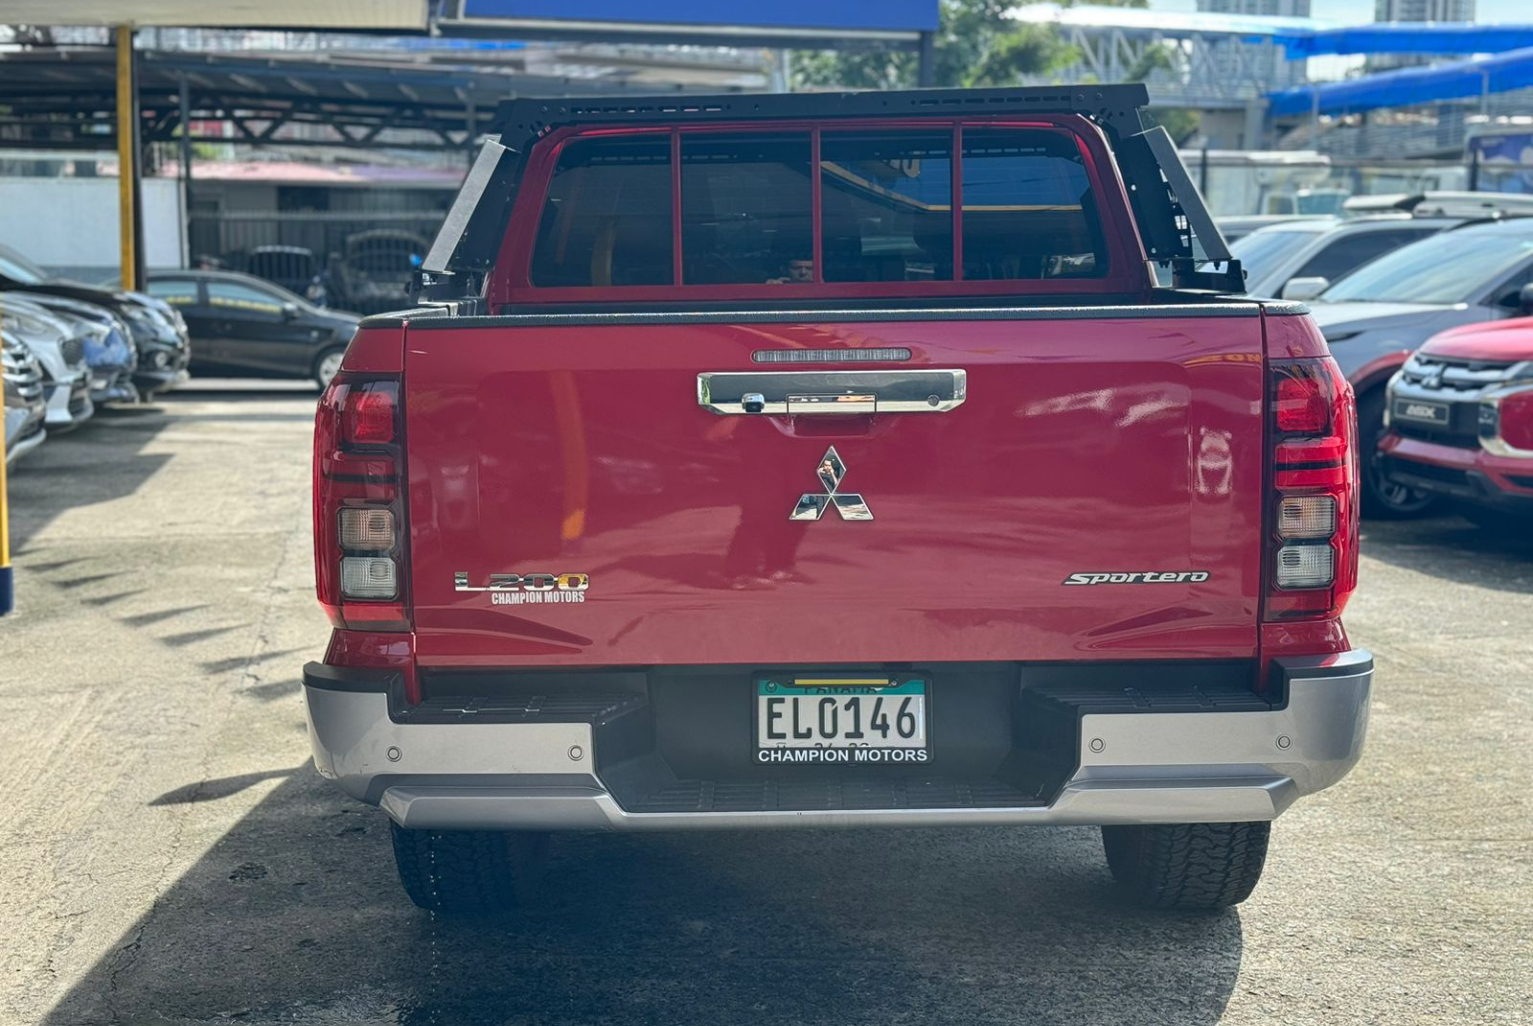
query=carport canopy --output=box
[2,0,427,29]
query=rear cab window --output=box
[498,117,1141,306]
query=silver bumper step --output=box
[304,652,1371,831]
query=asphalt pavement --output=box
[0,381,1529,1026]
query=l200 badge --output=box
[454,571,589,605]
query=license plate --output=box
[754,675,929,765]
[1394,398,1450,425]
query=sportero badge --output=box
[1063,571,1211,585]
[790,446,873,521]
[454,571,589,606]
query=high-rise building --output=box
[1371,0,1475,70]
[1375,0,1475,22]
[1200,0,1311,15]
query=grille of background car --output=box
[1401,354,1522,392]
[2,337,46,401]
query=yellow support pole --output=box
[115,24,138,291]
[0,436,10,616]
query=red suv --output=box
[1380,317,1533,528]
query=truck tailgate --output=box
[403,310,1265,666]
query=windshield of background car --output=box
[1320,223,1533,304]
[0,246,47,284]
[1226,229,1316,282]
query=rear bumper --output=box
[303,652,1372,831]
[1379,433,1533,513]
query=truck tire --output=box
[1101,821,1269,910]
[389,823,548,914]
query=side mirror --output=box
[280,301,300,320]
[1520,283,1533,313]
[1281,276,1330,302]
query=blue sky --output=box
[1152,0,1526,20]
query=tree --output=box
[791,0,1075,91]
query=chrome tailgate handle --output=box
[698,369,965,416]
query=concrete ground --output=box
[0,381,1529,1026]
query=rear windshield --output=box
[527,126,1106,291]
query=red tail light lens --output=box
[1275,372,1329,434]
[1265,357,1359,620]
[314,373,410,633]
[342,384,397,447]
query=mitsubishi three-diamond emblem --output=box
[789,446,873,521]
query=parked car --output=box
[142,270,360,389]
[1379,317,1533,530]
[0,294,94,431]
[16,294,138,405]
[1216,214,1317,243]
[1230,216,1454,300]
[0,243,190,399]
[333,229,428,314]
[3,331,47,463]
[1304,217,1533,516]
[303,85,1372,915]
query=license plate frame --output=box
[1393,397,1451,426]
[753,673,931,766]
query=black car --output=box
[142,271,360,388]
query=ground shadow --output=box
[1362,514,1533,595]
[6,407,175,552]
[42,768,1244,1026]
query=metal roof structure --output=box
[0,0,428,29]
[0,46,757,152]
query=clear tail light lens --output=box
[339,508,395,551]
[1277,495,1336,539]
[1275,544,1334,589]
[341,557,398,599]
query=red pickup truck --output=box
[303,85,1372,914]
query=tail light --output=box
[313,374,410,632]
[1480,385,1533,457]
[1264,358,1359,620]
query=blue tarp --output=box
[1264,23,1533,58]
[1269,45,1533,117]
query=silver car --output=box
[1,294,94,431]
[1229,216,1455,300]
[16,293,138,405]
[3,331,47,463]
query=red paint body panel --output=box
[401,316,1268,667]
[1379,433,1533,496]
[1418,315,1533,361]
